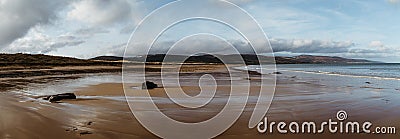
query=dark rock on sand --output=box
[87,121,93,125]
[142,81,158,89]
[272,72,282,74]
[43,93,76,102]
[365,82,372,84]
[247,70,261,75]
[79,131,92,135]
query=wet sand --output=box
[0,64,399,138]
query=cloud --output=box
[2,28,84,53]
[269,38,354,53]
[349,41,398,55]
[107,37,356,56]
[270,39,400,61]
[106,37,256,56]
[225,0,255,5]
[388,0,399,4]
[0,0,68,47]
[368,41,384,48]
[74,27,110,37]
[67,0,144,26]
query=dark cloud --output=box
[0,0,68,47]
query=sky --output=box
[0,0,400,62]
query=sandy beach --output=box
[0,64,399,139]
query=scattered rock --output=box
[142,81,158,89]
[79,131,92,136]
[272,72,282,74]
[247,70,261,75]
[87,121,93,126]
[65,126,78,132]
[382,99,390,103]
[43,93,76,102]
